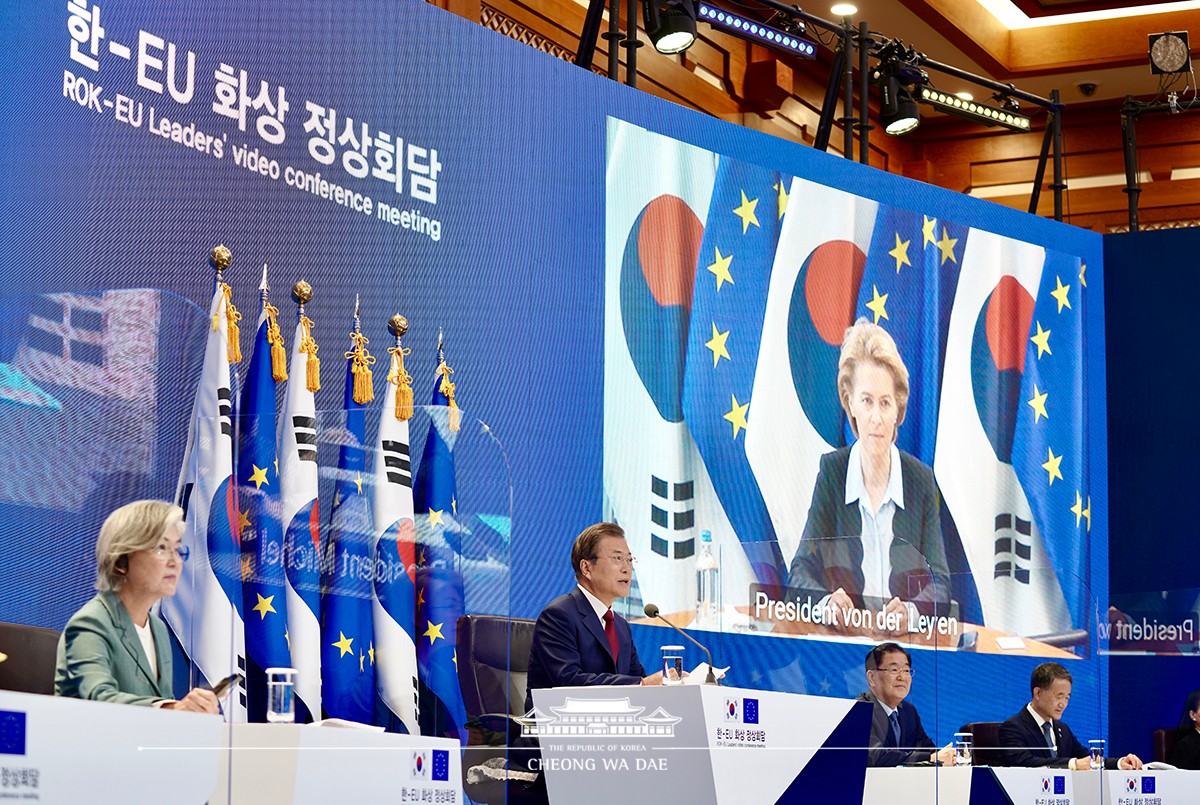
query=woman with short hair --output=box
[787,319,950,629]
[55,500,219,712]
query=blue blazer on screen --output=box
[525,587,645,712]
[999,707,1091,768]
[856,691,936,766]
[55,590,173,707]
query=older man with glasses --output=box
[857,642,953,767]
[525,522,664,714]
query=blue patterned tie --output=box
[1042,720,1057,758]
[889,710,901,748]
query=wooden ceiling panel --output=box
[1012,0,1194,18]
[901,0,1200,76]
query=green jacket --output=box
[55,590,173,706]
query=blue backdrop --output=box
[0,0,1113,745]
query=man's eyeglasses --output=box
[151,545,190,562]
[590,554,636,567]
[873,666,914,677]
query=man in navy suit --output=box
[858,642,953,766]
[999,662,1143,770]
[525,522,664,712]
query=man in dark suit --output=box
[857,642,952,766]
[525,522,664,712]
[999,662,1143,770]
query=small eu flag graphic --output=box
[0,711,26,755]
[1142,776,1156,794]
[432,749,450,782]
[1053,776,1065,795]
[743,698,759,725]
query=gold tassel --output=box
[345,331,376,404]
[265,302,288,381]
[299,315,321,392]
[387,344,414,421]
[438,361,460,432]
[222,283,243,364]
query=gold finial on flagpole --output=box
[293,281,320,392]
[292,280,314,310]
[387,314,413,421]
[210,245,241,363]
[210,244,232,280]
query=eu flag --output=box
[239,285,290,721]
[415,344,468,743]
[853,208,968,464]
[1011,249,1090,631]
[681,156,789,588]
[320,320,377,722]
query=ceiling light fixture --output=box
[919,87,1032,131]
[643,0,698,54]
[696,3,817,58]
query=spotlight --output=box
[643,0,698,54]
[1149,31,1190,74]
[918,87,1032,131]
[696,3,816,58]
[878,74,920,135]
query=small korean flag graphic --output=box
[725,699,739,721]
[1125,778,1137,792]
[1041,777,1050,792]
[413,750,429,779]
[1053,776,1065,795]
[743,698,759,725]
[432,749,450,782]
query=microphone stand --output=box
[644,604,719,685]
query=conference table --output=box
[864,765,1196,805]
[0,689,460,803]
[6,686,1194,804]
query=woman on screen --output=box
[55,500,219,712]
[786,319,950,630]
[1168,690,1200,769]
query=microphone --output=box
[644,603,719,685]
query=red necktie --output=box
[603,609,620,663]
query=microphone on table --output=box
[644,603,719,685]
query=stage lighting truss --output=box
[919,87,1032,131]
[696,3,817,59]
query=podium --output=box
[530,684,871,805]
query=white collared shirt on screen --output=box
[844,440,905,600]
